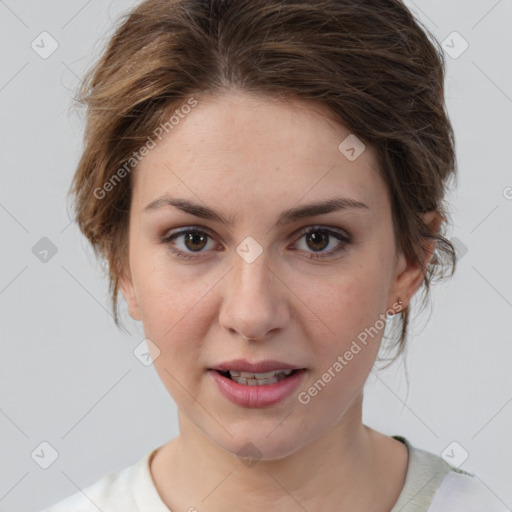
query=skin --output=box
[119,90,441,511]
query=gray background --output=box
[1,0,511,510]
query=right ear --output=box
[118,266,142,322]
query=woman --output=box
[41,0,505,510]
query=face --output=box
[120,91,430,460]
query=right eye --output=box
[160,228,219,260]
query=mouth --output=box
[208,367,307,407]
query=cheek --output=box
[133,263,217,369]
[133,252,205,329]
[311,266,388,338]
[299,280,383,410]
[299,264,389,394]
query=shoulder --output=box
[391,436,508,512]
[38,450,157,512]
[428,471,510,512]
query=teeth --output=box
[226,368,295,386]
[232,369,293,379]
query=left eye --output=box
[160,226,351,260]
[292,226,351,259]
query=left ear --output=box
[387,210,442,310]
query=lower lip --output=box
[209,369,306,408]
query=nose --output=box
[218,249,289,342]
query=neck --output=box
[150,395,406,511]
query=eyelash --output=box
[159,225,352,261]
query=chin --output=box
[214,424,311,463]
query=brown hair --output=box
[70,0,457,362]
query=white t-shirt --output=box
[39,436,507,511]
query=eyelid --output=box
[293,224,351,242]
[161,224,350,241]
[160,225,217,245]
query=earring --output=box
[396,298,403,311]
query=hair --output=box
[69,0,457,364]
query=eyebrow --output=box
[144,195,370,227]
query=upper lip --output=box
[211,359,304,373]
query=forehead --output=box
[132,92,388,216]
